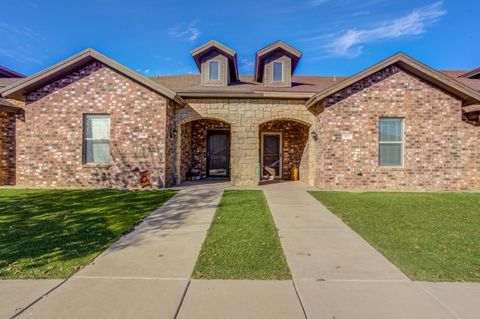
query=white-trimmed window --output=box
[273,62,283,82]
[379,118,403,167]
[84,115,110,164]
[209,61,219,81]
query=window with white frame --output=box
[84,115,110,164]
[209,61,219,81]
[273,62,283,82]
[379,118,403,166]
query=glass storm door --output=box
[207,131,229,177]
[262,133,282,178]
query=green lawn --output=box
[0,188,177,279]
[309,191,480,282]
[193,190,291,280]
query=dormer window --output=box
[209,61,220,81]
[191,40,239,87]
[273,62,283,82]
[254,41,302,88]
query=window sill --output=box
[378,166,404,170]
[82,163,111,168]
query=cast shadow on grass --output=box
[0,188,179,278]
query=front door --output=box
[207,131,229,177]
[262,133,282,179]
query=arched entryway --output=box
[259,119,310,181]
[178,118,231,183]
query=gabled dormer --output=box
[254,41,302,87]
[191,40,239,87]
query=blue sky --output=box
[1,0,478,77]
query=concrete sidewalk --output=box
[3,181,480,319]
[262,182,478,319]
[0,280,63,318]
[13,187,223,319]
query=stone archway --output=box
[259,119,310,182]
[176,118,231,184]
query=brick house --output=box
[0,66,24,185]
[1,40,479,190]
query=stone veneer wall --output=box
[18,61,172,188]
[313,65,480,191]
[175,99,315,186]
[259,120,309,180]
[0,110,18,185]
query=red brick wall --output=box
[260,120,309,180]
[164,100,176,186]
[179,121,192,182]
[0,111,18,185]
[18,61,173,188]
[314,65,480,191]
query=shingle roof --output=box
[150,74,347,94]
[440,71,480,92]
[1,48,478,102]
[0,78,23,88]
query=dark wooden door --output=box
[262,133,282,178]
[207,131,229,177]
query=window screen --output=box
[379,118,403,166]
[273,62,283,82]
[209,61,219,81]
[84,115,110,164]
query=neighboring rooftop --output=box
[0,66,25,78]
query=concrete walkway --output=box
[3,181,480,318]
[262,182,479,319]
[13,186,223,319]
[0,280,63,318]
